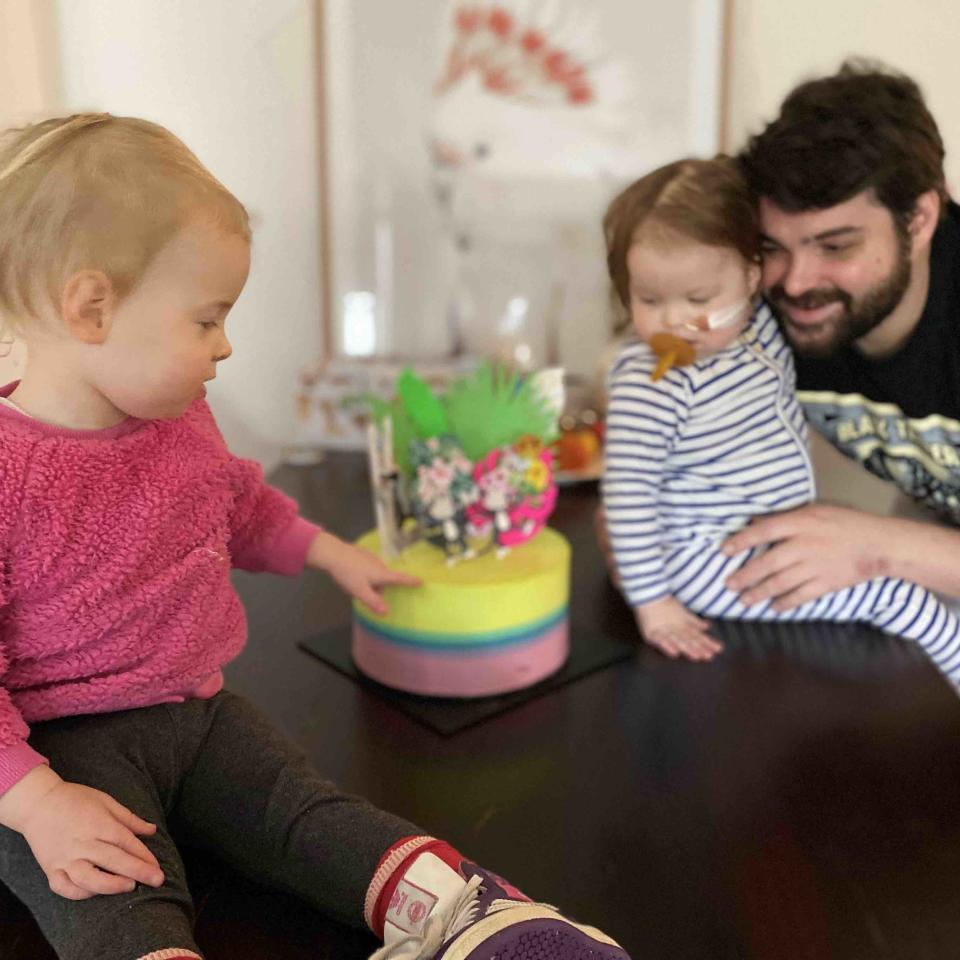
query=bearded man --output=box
[725,59,960,610]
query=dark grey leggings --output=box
[0,691,419,960]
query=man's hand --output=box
[722,504,891,610]
[307,531,421,615]
[0,767,164,901]
[634,596,722,661]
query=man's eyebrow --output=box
[810,226,864,242]
[760,226,864,247]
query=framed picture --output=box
[300,0,729,448]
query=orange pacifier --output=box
[650,333,697,381]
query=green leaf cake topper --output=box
[370,362,557,466]
[396,368,450,438]
[444,363,557,461]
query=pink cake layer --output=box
[352,619,569,698]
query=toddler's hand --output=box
[307,531,421,615]
[4,767,164,900]
[634,596,722,661]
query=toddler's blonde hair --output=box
[0,113,251,339]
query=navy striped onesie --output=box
[603,303,960,686]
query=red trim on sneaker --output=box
[365,837,467,937]
[421,840,466,873]
[134,951,202,960]
[364,836,435,933]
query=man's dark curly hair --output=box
[739,58,947,227]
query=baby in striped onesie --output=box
[601,157,960,687]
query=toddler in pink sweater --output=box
[0,115,629,960]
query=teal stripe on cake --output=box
[355,606,568,651]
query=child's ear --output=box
[60,270,117,344]
[746,260,762,298]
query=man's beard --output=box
[767,231,912,358]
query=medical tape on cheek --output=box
[702,298,751,330]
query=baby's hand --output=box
[307,531,421,615]
[634,596,722,661]
[2,767,164,900]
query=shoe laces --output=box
[369,876,557,960]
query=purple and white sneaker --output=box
[370,862,630,960]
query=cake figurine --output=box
[467,437,557,558]
[353,363,572,698]
[409,434,478,563]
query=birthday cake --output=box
[352,364,571,698]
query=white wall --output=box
[0,1,59,124]
[0,0,60,388]
[53,0,323,466]
[725,0,960,191]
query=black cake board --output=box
[298,624,634,736]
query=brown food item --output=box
[649,333,697,381]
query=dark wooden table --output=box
[6,451,960,960]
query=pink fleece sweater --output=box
[0,383,321,794]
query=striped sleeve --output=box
[602,348,691,607]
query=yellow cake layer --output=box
[354,527,570,636]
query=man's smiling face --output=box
[759,190,911,357]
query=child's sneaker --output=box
[370,861,630,959]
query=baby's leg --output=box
[174,691,630,957]
[171,689,420,929]
[672,544,960,685]
[0,709,201,960]
[860,579,960,685]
